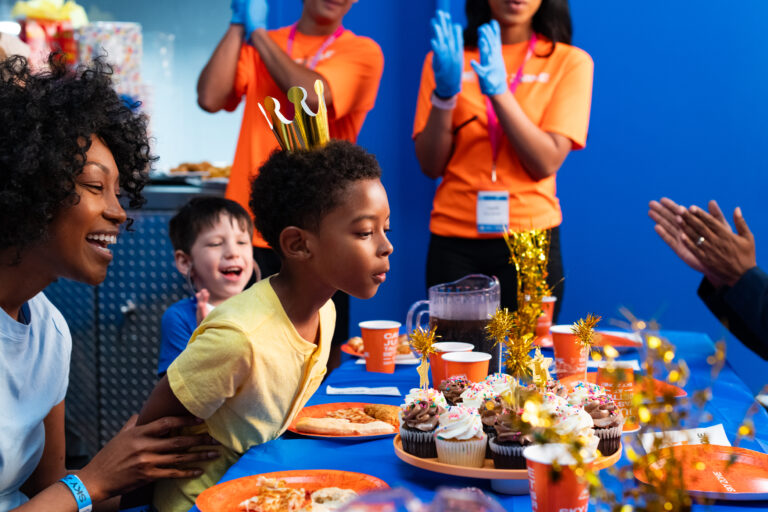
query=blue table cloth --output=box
[189,331,768,511]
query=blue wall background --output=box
[67,0,767,393]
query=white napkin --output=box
[325,385,401,396]
[587,359,640,371]
[639,424,730,453]
[354,356,420,366]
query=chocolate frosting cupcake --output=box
[401,400,443,431]
[439,376,469,406]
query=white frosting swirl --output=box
[483,373,515,396]
[458,382,494,409]
[404,388,448,409]
[435,405,484,440]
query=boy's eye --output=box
[207,242,223,247]
[82,183,104,192]
[357,231,373,238]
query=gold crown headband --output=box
[258,79,330,151]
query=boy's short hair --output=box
[169,196,254,254]
[250,140,382,255]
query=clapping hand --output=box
[244,0,268,41]
[680,201,757,287]
[430,10,464,99]
[195,288,212,325]
[470,20,508,96]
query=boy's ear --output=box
[279,226,311,259]
[174,250,193,276]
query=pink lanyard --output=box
[485,33,537,182]
[286,23,344,70]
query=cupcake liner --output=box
[400,427,437,458]
[594,423,623,440]
[435,433,487,468]
[488,437,527,469]
[594,423,623,456]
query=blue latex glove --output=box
[430,10,464,99]
[470,20,508,96]
[230,0,246,25]
[244,0,268,41]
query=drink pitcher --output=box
[406,274,501,373]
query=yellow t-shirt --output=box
[153,277,335,512]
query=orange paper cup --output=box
[441,351,491,383]
[596,360,636,429]
[359,320,401,374]
[429,341,474,387]
[524,444,594,512]
[551,325,588,379]
[534,296,557,347]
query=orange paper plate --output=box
[341,343,416,362]
[560,372,687,400]
[392,434,621,479]
[634,445,768,500]
[341,343,364,357]
[196,469,389,512]
[287,402,397,440]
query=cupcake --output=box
[483,373,515,397]
[458,381,494,410]
[434,406,487,467]
[479,396,502,457]
[541,392,600,457]
[567,382,624,455]
[488,408,533,469]
[402,387,449,409]
[399,399,445,458]
[439,376,469,406]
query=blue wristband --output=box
[60,475,92,512]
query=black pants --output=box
[252,246,349,371]
[425,227,564,323]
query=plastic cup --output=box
[429,341,474,387]
[359,320,401,373]
[524,444,594,512]
[596,360,636,429]
[441,351,491,383]
[550,325,588,380]
[534,296,557,347]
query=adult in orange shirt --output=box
[197,0,384,343]
[413,0,593,319]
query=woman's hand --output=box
[470,20,508,96]
[649,197,708,274]
[680,201,757,287]
[430,10,463,99]
[76,415,220,503]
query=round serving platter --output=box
[393,434,622,494]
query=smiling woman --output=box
[0,54,221,511]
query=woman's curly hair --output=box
[250,140,382,255]
[0,53,154,257]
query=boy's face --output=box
[306,178,393,300]
[186,215,254,305]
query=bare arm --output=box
[197,24,245,113]
[414,104,454,179]
[489,90,571,181]
[248,28,333,110]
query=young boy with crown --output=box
[125,82,393,512]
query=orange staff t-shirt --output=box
[412,37,593,237]
[225,27,384,248]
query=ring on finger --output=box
[696,236,705,247]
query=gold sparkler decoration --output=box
[485,307,513,348]
[409,326,439,389]
[572,313,601,350]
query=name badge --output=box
[476,191,509,234]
